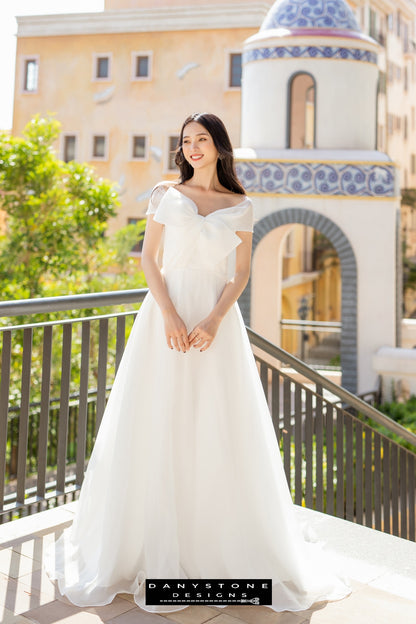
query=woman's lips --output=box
[190,154,203,160]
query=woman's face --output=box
[181,121,219,170]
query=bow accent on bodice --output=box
[153,186,249,270]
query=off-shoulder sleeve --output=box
[231,198,254,233]
[145,183,170,215]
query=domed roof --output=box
[261,0,360,33]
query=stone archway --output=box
[239,208,358,392]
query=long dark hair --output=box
[174,112,246,195]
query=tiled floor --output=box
[1,503,415,624]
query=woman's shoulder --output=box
[151,180,177,193]
[217,185,250,207]
[147,181,177,215]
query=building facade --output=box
[13,1,416,221]
[10,0,416,390]
[13,0,267,233]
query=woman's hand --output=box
[163,309,190,352]
[188,315,222,352]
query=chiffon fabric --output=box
[44,183,350,613]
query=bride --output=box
[45,112,350,613]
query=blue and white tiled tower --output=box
[236,0,400,393]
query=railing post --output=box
[57,324,72,494]
[0,331,12,516]
[76,322,90,487]
[37,325,53,501]
[16,328,33,506]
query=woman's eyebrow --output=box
[183,132,209,139]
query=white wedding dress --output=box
[45,184,350,613]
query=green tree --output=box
[0,115,119,298]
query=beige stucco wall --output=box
[13,26,254,233]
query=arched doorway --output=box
[280,225,341,367]
[239,208,357,392]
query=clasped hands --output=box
[163,309,220,353]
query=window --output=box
[22,57,39,92]
[378,70,386,94]
[92,135,108,160]
[283,230,295,258]
[411,154,416,175]
[387,62,394,83]
[289,72,316,149]
[127,218,143,254]
[93,54,111,80]
[404,66,408,91]
[396,65,401,80]
[404,116,408,140]
[167,135,179,171]
[387,13,394,32]
[228,53,242,88]
[377,124,384,150]
[397,11,401,38]
[369,8,377,40]
[131,135,147,160]
[63,135,77,162]
[404,23,409,53]
[131,52,152,80]
[387,114,393,135]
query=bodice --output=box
[147,186,253,278]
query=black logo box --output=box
[146,579,272,605]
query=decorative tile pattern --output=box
[243,46,377,64]
[261,0,360,31]
[235,160,395,197]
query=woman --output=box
[45,112,350,613]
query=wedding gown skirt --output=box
[44,186,350,612]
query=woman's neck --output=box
[185,166,221,192]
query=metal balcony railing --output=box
[1,290,415,542]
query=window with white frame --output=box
[387,13,394,32]
[22,57,39,92]
[131,52,152,80]
[131,135,147,160]
[92,135,108,160]
[93,54,111,80]
[228,52,242,88]
[369,8,377,40]
[283,229,295,258]
[63,135,77,162]
[167,135,179,171]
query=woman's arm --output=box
[188,231,253,351]
[141,216,190,352]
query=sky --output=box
[0,0,105,130]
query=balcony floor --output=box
[1,503,415,624]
